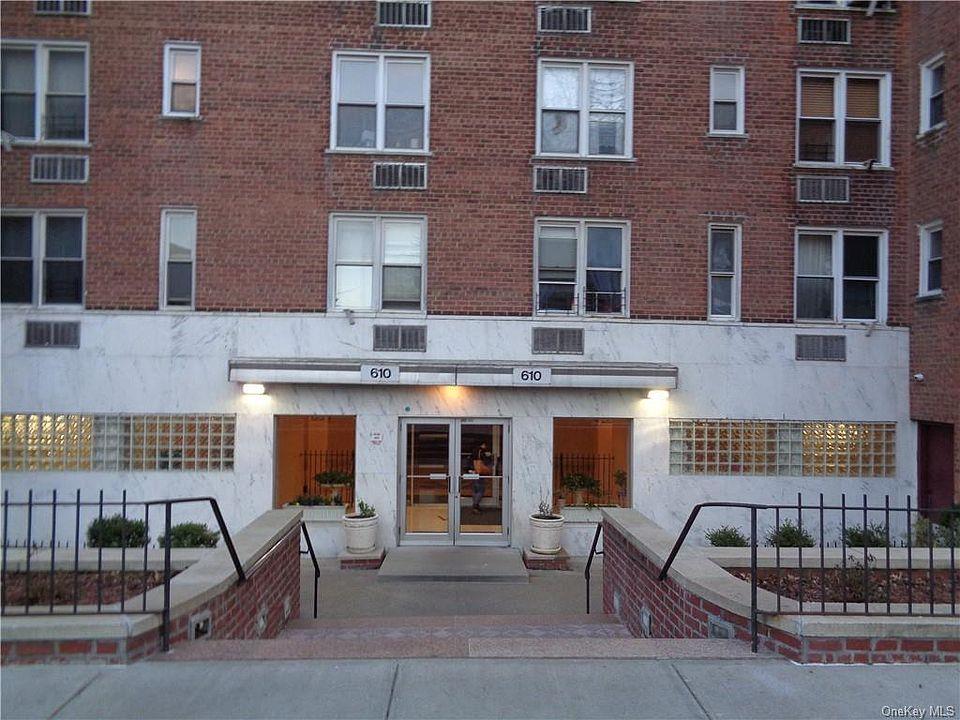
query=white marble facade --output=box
[0,310,914,554]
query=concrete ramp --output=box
[377,547,529,583]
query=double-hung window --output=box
[920,54,945,133]
[795,229,886,322]
[160,209,197,308]
[537,60,633,158]
[708,225,740,320]
[331,52,429,152]
[1,41,88,143]
[797,71,890,166]
[1,211,84,305]
[163,43,201,117]
[329,214,425,312]
[709,67,745,135]
[919,222,943,297]
[536,219,627,315]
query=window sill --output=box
[326,148,432,157]
[159,114,203,122]
[532,154,636,163]
[329,309,427,319]
[916,122,946,139]
[916,291,944,303]
[3,304,85,312]
[533,312,628,320]
[708,316,741,323]
[706,132,748,139]
[9,140,91,149]
[794,162,893,171]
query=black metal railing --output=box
[584,522,604,614]
[658,494,959,653]
[554,453,628,508]
[1,490,245,652]
[299,521,320,620]
[300,450,355,504]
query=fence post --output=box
[162,501,172,652]
[750,506,758,653]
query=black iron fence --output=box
[1,490,244,652]
[300,450,355,505]
[658,494,959,652]
[554,453,627,507]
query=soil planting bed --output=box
[730,567,959,604]
[3,570,179,608]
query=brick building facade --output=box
[0,1,954,553]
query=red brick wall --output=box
[602,520,960,664]
[0,1,908,322]
[1,523,301,664]
[903,1,960,497]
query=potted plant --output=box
[560,472,600,506]
[529,500,564,555]
[343,499,378,554]
[315,470,354,503]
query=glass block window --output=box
[668,419,895,477]
[1,413,236,471]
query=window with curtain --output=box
[538,60,632,158]
[710,67,744,135]
[708,225,739,319]
[161,209,197,308]
[797,71,888,165]
[332,53,429,152]
[919,222,943,296]
[330,215,425,312]
[796,229,884,322]
[920,55,945,132]
[163,43,201,117]
[1,42,87,142]
[536,219,626,315]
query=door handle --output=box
[428,473,448,480]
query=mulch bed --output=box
[3,570,178,608]
[730,567,959,605]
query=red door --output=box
[918,422,955,514]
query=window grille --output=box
[796,335,846,361]
[0,414,236,471]
[373,162,427,190]
[797,176,849,202]
[31,155,88,183]
[35,0,89,14]
[25,321,80,348]
[533,166,587,193]
[668,419,895,477]
[538,6,591,32]
[532,327,584,354]
[373,325,427,351]
[799,17,850,43]
[378,0,430,27]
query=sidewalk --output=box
[3,657,957,720]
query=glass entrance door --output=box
[400,419,510,545]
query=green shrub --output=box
[843,522,889,547]
[87,515,149,548]
[158,522,219,548]
[292,494,331,506]
[559,472,600,494]
[314,470,354,486]
[705,525,748,547]
[913,517,960,548]
[764,519,815,548]
[353,500,376,518]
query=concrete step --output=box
[285,613,624,631]
[377,547,529,583]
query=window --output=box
[668,419,895,477]
[536,219,627,315]
[795,229,886,322]
[553,418,631,507]
[163,43,200,117]
[920,55,945,133]
[331,52,429,153]
[377,0,430,27]
[160,209,197,308]
[1,211,84,305]
[1,42,88,143]
[797,71,890,166]
[709,67,744,135]
[537,60,633,158]
[798,17,850,43]
[275,416,355,508]
[0,414,235,471]
[329,214,425,312]
[919,222,943,296]
[708,225,740,320]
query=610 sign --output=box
[360,364,400,384]
[513,367,551,385]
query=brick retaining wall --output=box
[602,519,959,664]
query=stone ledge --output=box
[523,548,571,570]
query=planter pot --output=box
[299,505,348,523]
[343,513,379,554]
[529,513,564,555]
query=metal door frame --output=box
[398,417,511,546]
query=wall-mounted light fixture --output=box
[647,389,670,401]
[242,383,266,395]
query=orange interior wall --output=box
[274,416,356,507]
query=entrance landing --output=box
[377,547,529,583]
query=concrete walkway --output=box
[3,658,957,719]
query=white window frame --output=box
[918,220,943,297]
[796,69,891,168]
[535,58,634,160]
[794,227,888,324]
[533,217,630,317]
[707,224,741,321]
[793,1,894,10]
[797,17,851,45]
[919,53,945,134]
[327,213,427,314]
[159,208,197,310]
[329,51,431,154]
[709,66,745,136]
[0,208,86,307]
[0,40,89,145]
[162,42,201,118]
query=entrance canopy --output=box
[228,358,678,390]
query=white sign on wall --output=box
[360,364,401,384]
[512,367,552,385]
